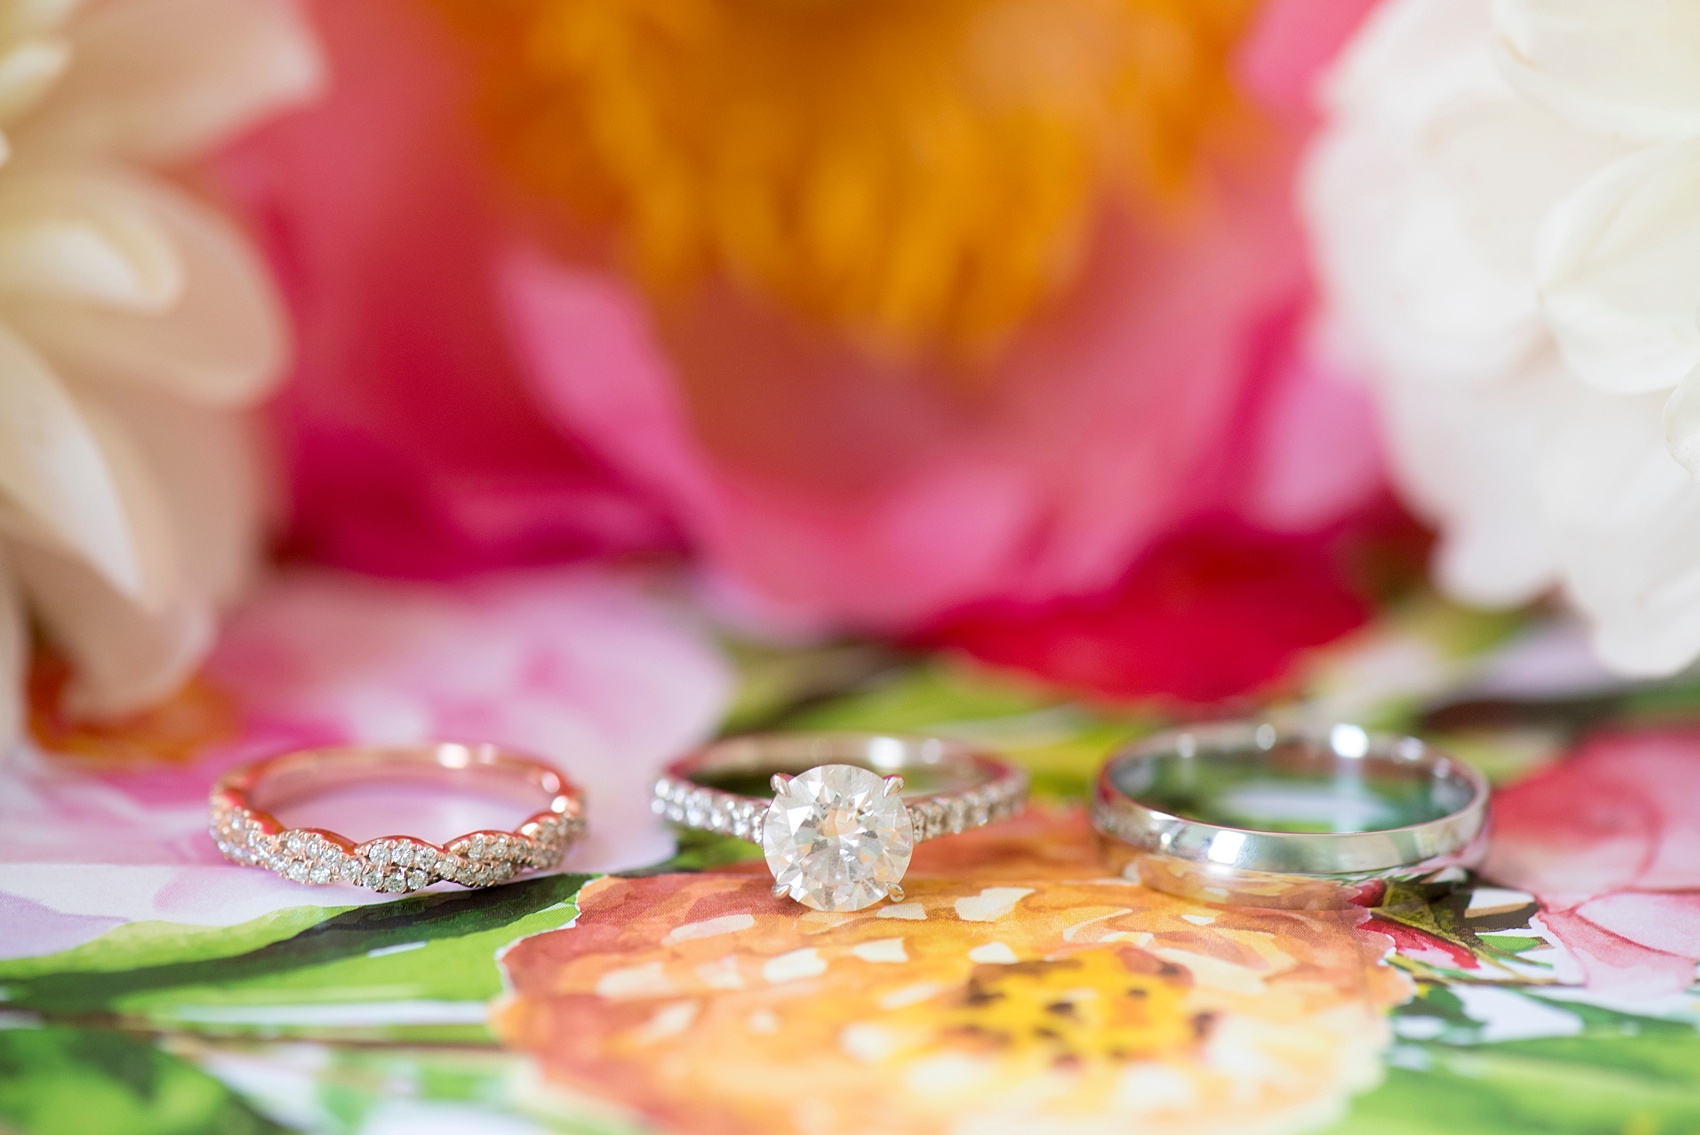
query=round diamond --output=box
[762,764,913,912]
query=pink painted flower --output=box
[1485,728,1700,996]
[219,0,1387,696]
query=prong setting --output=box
[655,735,1028,914]
[761,764,916,912]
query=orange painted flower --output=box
[497,811,1409,1134]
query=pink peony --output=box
[219,0,1387,697]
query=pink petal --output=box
[510,157,1321,629]
[921,516,1378,703]
[1234,0,1382,118]
[1575,891,1700,961]
[1232,350,1386,532]
[1487,728,1700,898]
[215,0,677,578]
[1540,906,1700,997]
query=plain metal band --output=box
[654,732,1028,844]
[1092,723,1489,909]
[209,742,585,893]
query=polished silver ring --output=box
[654,732,1028,912]
[1092,722,1489,909]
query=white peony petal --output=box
[59,383,179,610]
[1662,363,1700,477]
[0,550,24,758]
[1538,139,1700,395]
[0,166,181,308]
[4,169,287,404]
[0,36,69,124]
[92,384,270,607]
[1393,98,1615,375]
[1303,112,1543,388]
[1494,0,1700,142]
[1539,389,1700,675]
[16,0,324,163]
[7,387,265,721]
[1377,354,1562,606]
[1303,0,1620,390]
[0,319,141,595]
[1311,0,1700,679]
[1322,0,1506,140]
[1538,387,1678,531]
[9,538,212,718]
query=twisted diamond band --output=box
[209,742,585,894]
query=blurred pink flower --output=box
[219,0,1387,692]
[1486,729,1700,996]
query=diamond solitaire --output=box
[764,764,914,912]
[653,732,1030,912]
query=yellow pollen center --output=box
[434,0,1259,357]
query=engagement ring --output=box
[655,732,1029,912]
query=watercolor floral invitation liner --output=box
[2,572,1698,1135]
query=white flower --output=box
[1303,0,1700,675]
[0,0,321,749]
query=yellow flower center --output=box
[943,951,1197,1062]
[434,0,1258,356]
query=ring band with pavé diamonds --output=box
[1092,722,1489,909]
[654,732,1029,913]
[209,742,586,894]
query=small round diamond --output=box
[762,764,914,912]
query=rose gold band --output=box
[208,742,585,893]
